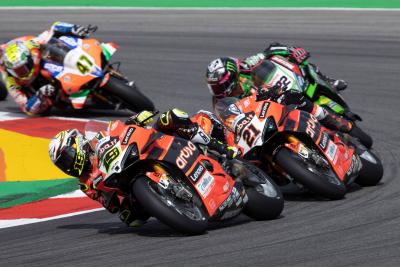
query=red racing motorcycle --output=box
[83,118,283,235]
[214,95,383,200]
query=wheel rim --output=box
[294,152,343,186]
[147,179,206,221]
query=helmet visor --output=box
[54,146,77,176]
[207,73,236,98]
[7,56,34,78]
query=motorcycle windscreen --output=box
[41,38,71,65]
[251,60,277,88]
[84,120,110,150]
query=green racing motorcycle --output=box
[249,55,373,148]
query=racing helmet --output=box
[206,57,240,98]
[49,129,92,177]
[156,108,196,139]
[2,40,35,80]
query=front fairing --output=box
[252,57,306,94]
[42,37,106,108]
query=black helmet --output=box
[49,129,92,177]
[156,108,197,139]
[206,57,240,98]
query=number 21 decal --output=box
[242,124,261,147]
[76,55,93,74]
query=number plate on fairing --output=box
[233,115,265,154]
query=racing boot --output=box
[313,64,348,91]
[118,198,150,227]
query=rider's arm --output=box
[78,174,120,213]
[1,72,48,115]
[264,42,310,66]
[35,22,93,44]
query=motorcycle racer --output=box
[0,22,95,115]
[126,109,242,159]
[49,129,149,227]
[206,43,353,133]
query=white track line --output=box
[0,208,104,229]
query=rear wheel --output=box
[102,76,155,112]
[355,150,384,186]
[133,175,208,235]
[237,160,284,220]
[274,148,346,200]
[349,124,373,149]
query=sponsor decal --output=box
[218,186,241,212]
[346,155,358,177]
[44,63,63,74]
[197,130,211,144]
[234,112,255,136]
[244,53,265,66]
[228,104,241,115]
[271,56,295,70]
[97,137,118,158]
[176,142,197,169]
[306,116,318,139]
[59,36,78,48]
[259,102,270,119]
[196,172,214,198]
[325,140,337,161]
[189,162,206,183]
[295,74,305,89]
[223,181,230,192]
[122,127,135,145]
[319,132,329,150]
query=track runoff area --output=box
[0,2,397,230]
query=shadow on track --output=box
[57,214,258,237]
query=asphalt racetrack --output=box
[1,9,400,266]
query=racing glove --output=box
[256,84,284,102]
[71,24,97,38]
[288,47,310,64]
[37,84,56,98]
[208,138,241,159]
[125,110,155,126]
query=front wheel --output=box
[236,160,284,220]
[102,76,155,112]
[274,148,346,200]
[355,150,384,186]
[133,175,208,235]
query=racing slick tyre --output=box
[355,150,384,186]
[349,124,373,149]
[0,79,7,100]
[239,160,284,220]
[133,175,208,235]
[274,148,346,200]
[102,76,155,112]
